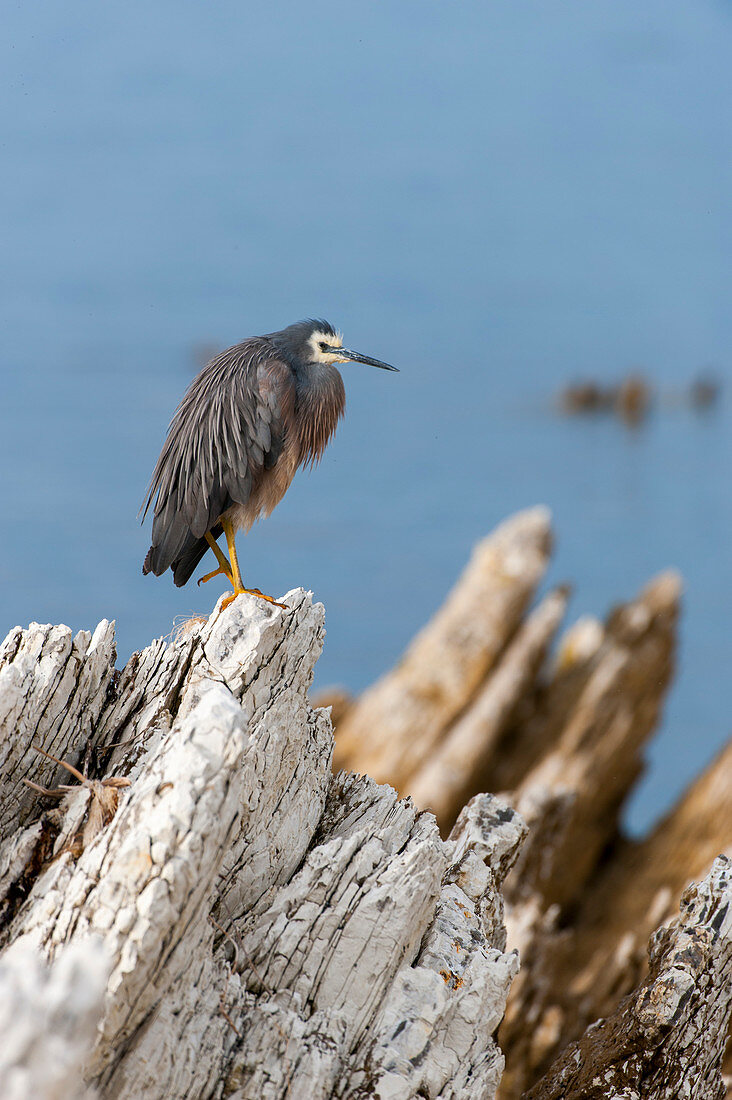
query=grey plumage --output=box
[142,319,397,591]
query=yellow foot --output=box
[198,564,232,587]
[221,586,289,611]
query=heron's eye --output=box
[319,342,329,351]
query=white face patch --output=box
[308,329,345,364]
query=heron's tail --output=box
[143,523,224,587]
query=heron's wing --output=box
[142,341,296,575]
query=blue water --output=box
[2,1,731,833]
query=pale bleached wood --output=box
[484,613,605,795]
[525,856,732,1100]
[0,620,116,842]
[334,507,553,785]
[497,571,686,1098]
[571,736,732,980]
[406,587,568,830]
[1,515,728,1100]
[506,570,681,912]
[0,938,107,1100]
[0,592,525,1100]
[527,735,732,1096]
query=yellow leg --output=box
[220,517,288,610]
[198,531,234,586]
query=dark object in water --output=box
[615,374,650,425]
[689,372,721,410]
[559,382,615,414]
[559,375,650,423]
[560,370,722,424]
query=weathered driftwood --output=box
[333,507,553,784]
[526,855,732,1100]
[2,507,731,1099]
[0,939,109,1100]
[0,619,117,842]
[0,591,526,1100]
[406,587,570,830]
[321,509,732,1096]
[509,728,732,1099]
[505,570,681,912]
[495,571,723,1097]
[570,734,732,1002]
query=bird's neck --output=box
[295,361,346,466]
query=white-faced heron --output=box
[142,319,398,609]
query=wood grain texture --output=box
[0,591,525,1100]
[1,509,730,1100]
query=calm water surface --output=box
[2,1,731,833]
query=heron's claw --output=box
[214,518,288,610]
[246,588,289,610]
[198,564,233,586]
[221,586,289,612]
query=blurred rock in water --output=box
[558,381,615,414]
[689,371,721,411]
[558,370,723,423]
[615,373,650,425]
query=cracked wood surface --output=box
[323,509,731,1096]
[496,571,705,1098]
[0,590,525,1100]
[1,508,730,1100]
[506,570,681,913]
[405,587,569,831]
[525,856,732,1100]
[0,938,108,1100]
[333,507,553,786]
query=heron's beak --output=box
[334,346,399,371]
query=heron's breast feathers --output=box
[294,362,346,468]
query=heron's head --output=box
[272,319,398,372]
